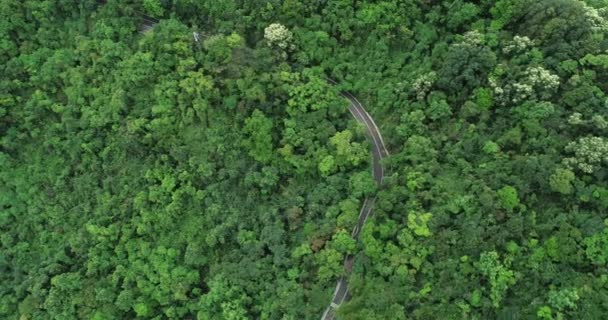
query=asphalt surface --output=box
[139,17,157,33]
[321,86,389,320]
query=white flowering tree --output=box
[491,65,560,105]
[264,23,294,58]
[264,23,292,48]
[411,72,436,101]
[563,136,608,174]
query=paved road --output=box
[139,16,158,33]
[129,15,389,319]
[321,82,389,320]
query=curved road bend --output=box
[126,14,389,319]
[322,82,389,320]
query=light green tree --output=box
[497,185,519,212]
[476,251,517,308]
[332,230,357,255]
[330,130,368,167]
[549,168,575,195]
[584,220,608,265]
[318,155,336,176]
[243,109,274,164]
[143,0,164,17]
[407,211,432,237]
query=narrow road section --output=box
[321,82,389,320]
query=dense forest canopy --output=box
[1,0,608,319]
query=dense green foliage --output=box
[1,0,608,319]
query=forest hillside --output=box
[1,0,608,319]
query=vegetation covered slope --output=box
[1,0,608,319]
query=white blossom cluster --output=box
[461,30,483,46]
[491,66,560,105]
[568,112,608,129]
[450,31,484,54]
[563,136,608,173]
[488,68,507,104]
[502,35,533,54]
[488,77,501,91]
[411,72,436,100]
[583,4,608,32]
[264,23,294,50]
[593,115,608,129]
[509,82,534,104]
[525,66,560,90]
[568,112,584,125]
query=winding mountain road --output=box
[126,11,389,319]
[321,83,389,320]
